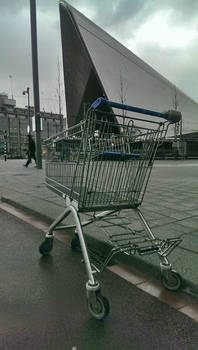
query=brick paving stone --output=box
[180,233,198,253]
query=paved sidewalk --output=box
[0,158,198,295]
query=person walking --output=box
[24,134,36,168]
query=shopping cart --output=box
[39,98,182,319]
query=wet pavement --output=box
[0,208,198,350]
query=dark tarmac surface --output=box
[0,208,198,350]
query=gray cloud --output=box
[69,0,198,32]
[0,0,198,111]
[0,0,26,14]
[67,0,198,44]
[92,0,147,26]
[0,0,62,111]
[0,0,59,13]
[167,0,198,23]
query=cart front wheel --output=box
[87,292,110,320]
[161,270,182,291]
[39,237,53,256]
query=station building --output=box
[0,93,64,158]
[59,1,198,158]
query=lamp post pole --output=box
[30,0,42,169]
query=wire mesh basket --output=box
[45,103,169,211]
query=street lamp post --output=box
[30,0,42,169]
[23,87,31,134]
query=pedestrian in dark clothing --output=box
[24,134,36,167]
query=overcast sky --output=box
[1,0,198,116]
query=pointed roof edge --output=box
[59,0,108,100]
[60,0,198,106]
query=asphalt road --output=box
[0,208,198,350]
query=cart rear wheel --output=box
[39,237,53,255]
[87,292,110,320]
[161,270,182,291]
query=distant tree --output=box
[119,72,127,125]
[55,56,65,130]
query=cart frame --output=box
[39,98,182,319]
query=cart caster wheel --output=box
[161,270,182,291]
[87,291,110,320]
[71,236,80,250]
[39,237,53,256]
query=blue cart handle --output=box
[91,97,181,124]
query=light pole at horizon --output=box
[9,74,14,99]
[23,87,31,134]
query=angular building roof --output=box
[59,1,198,135]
